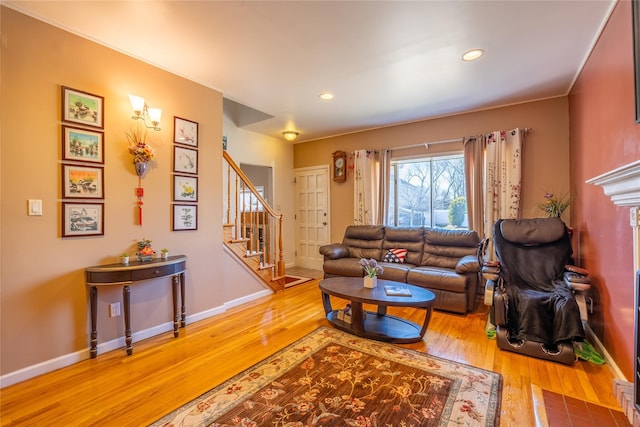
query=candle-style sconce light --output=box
[128,94,162,131]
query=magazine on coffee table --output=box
[384,285,412,296]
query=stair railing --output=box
[223,151,285,280]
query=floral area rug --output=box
[151,326,501,426]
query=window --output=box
[387,154,468,229]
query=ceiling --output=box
[5,1,616,143]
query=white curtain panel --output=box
[353,150,380,225]
[483,128,524,241]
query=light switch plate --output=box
[28,199,42,216]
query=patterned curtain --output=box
[464,128,524,257]
[353,149,381,225]
[484,129,524,230]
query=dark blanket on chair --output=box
[494,219,584,346]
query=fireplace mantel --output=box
[587,159,640,423]
[586,160,640,207]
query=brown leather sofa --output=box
[319,225,482,313]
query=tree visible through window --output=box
[387,154,468,229]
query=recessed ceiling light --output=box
[319,92,334,101]
[462,49,485,61]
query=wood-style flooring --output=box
[0,272,623,426]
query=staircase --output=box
[222,151,286,292]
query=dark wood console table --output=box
[85,255,187,358]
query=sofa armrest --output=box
[455,254,480,274]
[319,244,350,260]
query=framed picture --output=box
[173,204,198,231]
[62,125,104,164]
[174,117,198,147]
[173,174,198,202]
[62,202,104,237]
[62,164,104,199]
[61,86,104,129]
[173,146,198,175]
[633,0,640,123]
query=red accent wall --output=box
[569,0,640,380]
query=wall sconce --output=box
[282,131,299,141]
[128,94,162,131]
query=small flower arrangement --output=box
[538,191,573,218]
[127,127,155,164]
[360,258,383,278]
[137,238,155,262]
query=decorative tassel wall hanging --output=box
[128,127,155,226]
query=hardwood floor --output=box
[0,277,621,426]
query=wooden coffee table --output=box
[319,277,435,343]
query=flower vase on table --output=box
[364,277,378,289]
[360,258,383,289]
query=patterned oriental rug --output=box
[151,327,502,426]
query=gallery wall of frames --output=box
[59,85,201,237]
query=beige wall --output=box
[1,8,228,376]
[294,97,570,243]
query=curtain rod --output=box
[391,127,532,152]
[391,137,463,151]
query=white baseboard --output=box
[583,321,628,381]
[0,289,272,389]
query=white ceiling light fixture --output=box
[461,48,485,62]
[319,92,334,101]
[282,131,299,141]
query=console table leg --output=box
[89,286,98,358]
[172,275,179,337]
[123,285,132,355]
[180,272,186,328]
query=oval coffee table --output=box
[319,277,435,343]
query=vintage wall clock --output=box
[332,150,347,182]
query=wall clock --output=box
[332,150,347,182]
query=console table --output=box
[85,255,187,358]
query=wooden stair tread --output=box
[229,238,249,243]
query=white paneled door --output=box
[294,166,330,270]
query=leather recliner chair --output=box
[482,217,590,365]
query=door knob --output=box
[323,222,327,225]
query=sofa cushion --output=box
[342,225,384,260]
[421,228,480,269]
[382,248,408,263]
[407,266,468,293]
[378,263,414,282]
